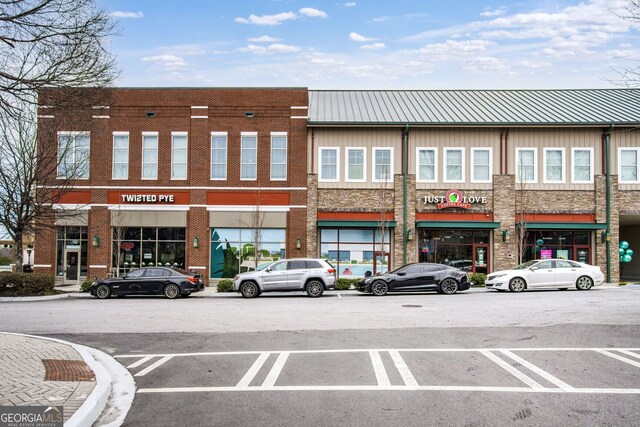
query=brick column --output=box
[87,206,110,280]
[493,174,516,271]
[595,175,619,282]
[187,206,209,283]
[306,174,318,257]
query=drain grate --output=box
[402,304,422,308]
[42,359,95,382]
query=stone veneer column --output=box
[87,206,111,281]
[393,174,417,267]
[595,175,620,282]
[493,175,516,271]
[307,174,318,257]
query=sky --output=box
[97,0,640,89]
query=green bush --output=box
[217,279,234,292]
[0,257,10,266]
[469,273,486,287]
[80,279,94,292]
[618,281,628,286]
[335,278,360,290]
[0,273,55,296]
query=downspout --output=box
[403,124,409,265]
[605,124,614,283]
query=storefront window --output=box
[210,228,286,278]
[418,229,490,273]
[112,227,186,277]
[523,230,592,263]
[319,228,391,278]
[56,226,88,277]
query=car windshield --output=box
[513,260,539,270]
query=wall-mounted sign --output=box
[422,190,487,210]
[120,242,135,251]
[120,194,174,203]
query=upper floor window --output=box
[444,148,464,183]
[416,148,437,183]
[142,132,158,180]
[211,132,227,180]
[471,148,491,183]
[619,148,640,183]
[346,147,366,182]
[543,148,564,184]
[241,132,257,180]
[57,132,89,179]
[112,132,129,180]
[319,147,339,182]
[571,148,593,183]
[171,132,188,180]
[373,148,393,182]
[516,148,537,184]
[271,132,287,180]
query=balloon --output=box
[626,249,634,256]
[620,241,629,250]
[536,239,544,247]
[619,248,626,256]
[622,254,632,263]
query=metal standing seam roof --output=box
[308,89,640,126]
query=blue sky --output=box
[90,1,640,88]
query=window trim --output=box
[543,147,565,184]
[171,131,188,180]
[471,147,492,184]
[270,132,287,181]
[443,147,465,184]
[141,131,158,180]
[345,147,367,183]
[319,147,340,182]
[515,147,538,184]
[416,147,438,183]
[111,131,129,180]
[618,147,640,184]
[57,131,90,180]
[210,132,228,181]
[240,132,258,181]
[571,147,594,184]
[372,147,394,183]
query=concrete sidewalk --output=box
[0,333,134,426]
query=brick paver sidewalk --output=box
[0,333,96,423]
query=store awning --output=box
[523,222,607,230]
[317,221,397,228]
[416,221,500,229]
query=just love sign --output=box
[421,189,487,210]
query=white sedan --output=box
[486,259,605,292]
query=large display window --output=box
[112,227,186,277]
[418,229,490,274]
[319,228,391,278]
[522,230,592,264]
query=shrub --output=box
[0,273,55,296]
[217,279,234,292]
[335,278,360,290]
[80,279,94,292]
[469,273,486,287]
[618,281,628,286]
[0,257,10,266]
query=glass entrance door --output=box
[473,245,489,274]
[64,251,80,284]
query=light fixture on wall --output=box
[601,230,610,243]
[406,229,414,242]
[193,236,200,249]
[501,229,510,242]
[92,236,100,247]
[295,238,301,250]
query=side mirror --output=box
[530,266,538,271]
[397,272,406,276]
[266,267,272,273]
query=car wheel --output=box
[440,278,459,295]
[306,280,324,298]
[576,276,594,290]
[371,280,388,296]
[163,283,180,299]
[95,284,111,299]
[240,282,259,298]
[509,277,526,292]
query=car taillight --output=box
[187,276,199,283]
[327,268,336,274]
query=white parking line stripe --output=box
[617,349,640,360]
[127,356,154,369]
[134,355,173,377]
[370,350,391,387]
[337,293,342,298]
[262,352,289,388]
[500,350,575,391]
[594,349,640,368]
[481,350,545,391]
[389,350,418,387]
[237,352,271,388]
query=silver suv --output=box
[233,258,337,298]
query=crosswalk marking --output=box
[236,352,271,388]
[134,355,173,377]
[127,355,153,369]
[481,350,545,391]
[369,350,390,387]
[595,349,640,368]
[500,350,575,391]
[262,352,289,388]
[617,349,640,360]
[389,350,418,387]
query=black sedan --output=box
[356,262,471,296]
[90,267,205,299]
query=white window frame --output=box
[618,147,640,183]
[543,147,565,184]
[515,147,537,184]
[571,147,594,184]
[471,147,492,184]
[112,132,129,180]
[345,147,367,183]
[240,132,258,181]
[57,131,90,179]
[372,147,394,183]
[171,131,188,180]
[416,147,438,183]
[319,147,340,182]
[444,147,465,184]
[141,132,158,180]
[210,132,227,181]
[270,132,287,181]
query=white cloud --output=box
[110,11,144,19]
[362,43,386,50]
[418,39,493,58]
[344,2,357,7]
[349,32,376,42]
[235,12,296,26]
[237,43,301,54]
[248,35,281,43]
[141,55,187,70]
[480,8,506,17]
[299,7,328,18]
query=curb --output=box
[0,293,91,302]
[1,332,135,427]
